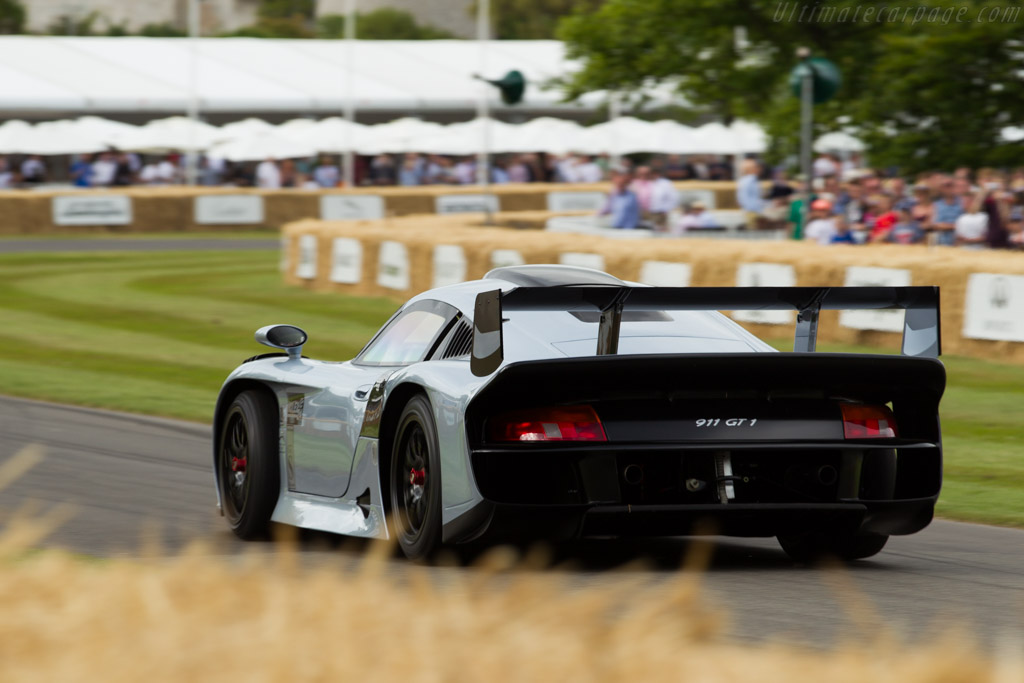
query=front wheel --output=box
[389,395,442,560]
[218,390,280,539]
[777,531,889,563]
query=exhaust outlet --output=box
[623,464,644,486]
[817,465,838,486]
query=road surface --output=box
[1,394,1021,648]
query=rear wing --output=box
[470,286,941,377]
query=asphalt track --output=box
[0,238,279,253]
[1,394,1022,648]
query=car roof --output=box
[404,266,775,359]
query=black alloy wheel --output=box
[390,395,442,560]
[218,389,280,539]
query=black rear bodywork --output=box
[458,353,945,542]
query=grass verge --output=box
[0,249,1021,527]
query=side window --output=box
[356,301,454,366]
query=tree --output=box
[139,22,187,38]
[469,0,604,39]
[316,9,454,40]
[558,0,1024,172]
[851,13,1024,172]
[258,0,315,21]
[46,10,102,35]
[0,0,24,34]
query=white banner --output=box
[677,189,716,210]
[432,245,467,288]
[329,238,362,284]
[490,249,525,269]
[279,234,289,272]
[195,195,264,225]
[295,234,317,280]
[559,252,605,271]
[963,273,1024,342]
[435,194,500,214]
[732,263,796,325]
[377,240,410,290]
[546,191,607,212]
[639,261,691,287]
[52,195,132,226]
[840,266,910,332]
[320,195,384,221]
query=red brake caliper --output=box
[409,468,426,486]
[231,457,247,473]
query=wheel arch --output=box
[377,382,430,513]
[212,378,280,510]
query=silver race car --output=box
[213,265,945,561]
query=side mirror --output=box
[255,324,307,360]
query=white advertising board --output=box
[52,195,132,226]
[559,252,605,271]
[320,195,385,221]
[732,263,796,325]
[490,249,525,269]
[639,261,691,287]
[279,234,289,272]
[432,244,468,288]
[435,194,500,214]
[377,240,410,290]
[329,238,363,284]
[195,195,264,225]
[677,189,716,210]
[295,234,318,280]
[546,191,607,212]
[840,266,911,332]
[962,273,1024,342]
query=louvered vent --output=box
[440,319,473,359]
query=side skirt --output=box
[271,437,388,539]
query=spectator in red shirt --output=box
[869,195,899,242]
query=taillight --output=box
[488,405,607,442]
[840,404,898,439]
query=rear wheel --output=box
[389,395,442,560]
[218,390,280,539]
[777,531,888,562]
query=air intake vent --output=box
[440,319,473,359]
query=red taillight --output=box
[488,405,607,442]
[841,404,898,439]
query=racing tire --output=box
[389,395,443,561]
[777,531,889,563]
[218,390,280,540]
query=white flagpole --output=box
[186,0,200,185]
[343,0,357,187]
[476,0,492,223]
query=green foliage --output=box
[0,0,24,34]
[258,0,315,21]
[471,0,604,39]
[559,0,1024,172]
[221,16,314,39]
[316,9,455,40]
[139,22,187,38]
[46,10,102,35]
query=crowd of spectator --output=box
[783,156,1024,250]
[0,151,737,189]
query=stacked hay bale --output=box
[0,181,740,235]
[283,216,1024,363]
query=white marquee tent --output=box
[0,36,611,116]
[0,115,774,157]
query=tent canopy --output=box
[0,36,611,116]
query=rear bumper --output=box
[446,497,935,543]
[445,440,941,543]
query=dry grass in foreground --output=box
[0,449,1020,682]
